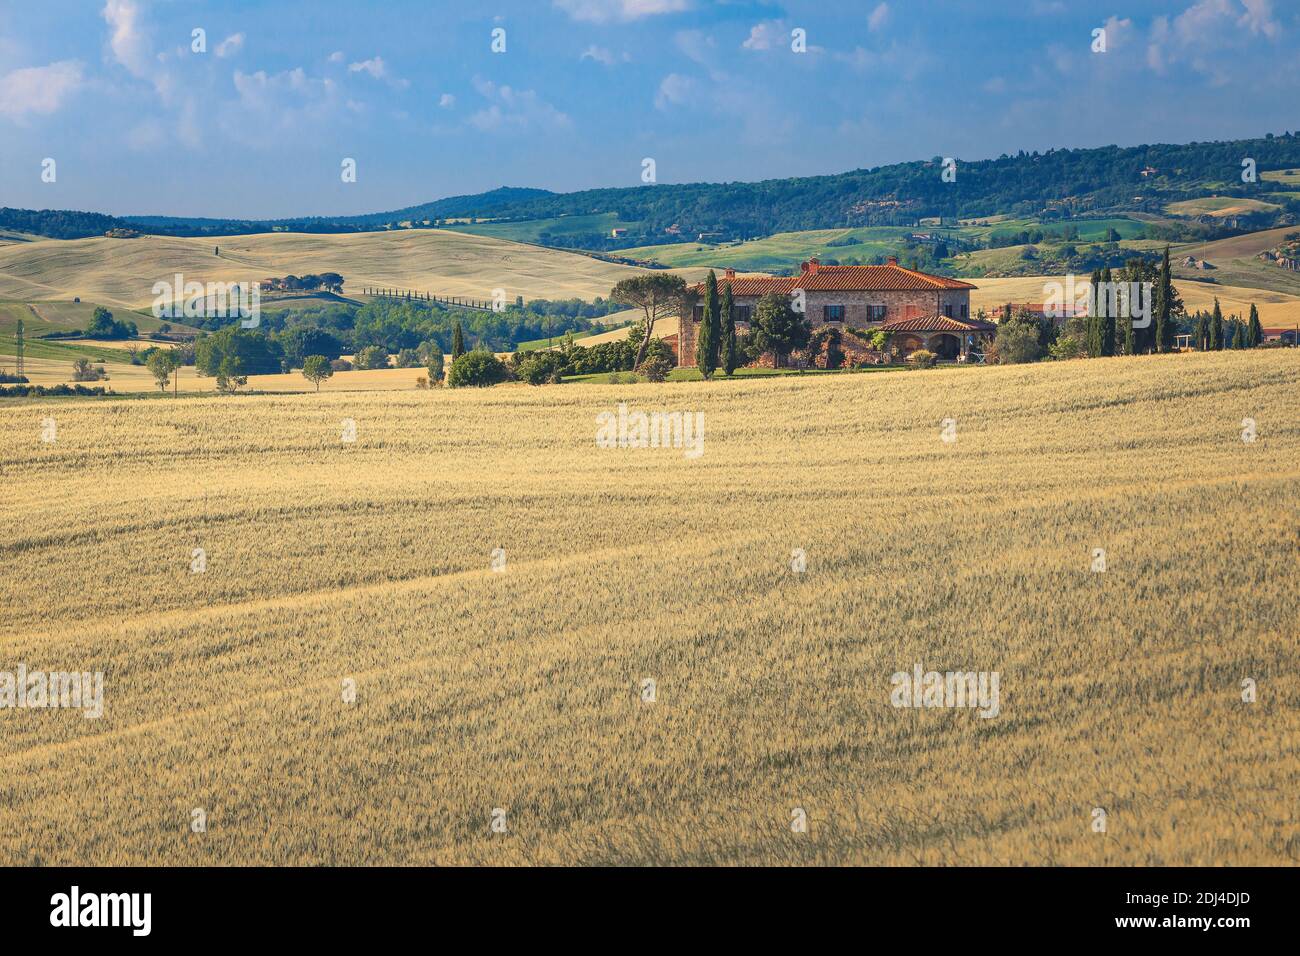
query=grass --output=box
[515,328,607,352]
[1,349,1296,865]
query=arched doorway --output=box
[895,333,925,356]
[927,332,961,360]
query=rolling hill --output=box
[0,229,702,309]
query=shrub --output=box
[1048,334,1087,360]
[395,348,421,368]
[906,349,937,369]
[517,350,567,385]
[72,358,109,381]
[993,321,1044,364]
[447,349,510,388]
[330,358,353,372]
[354,345,390,370]
[636,357,670,382]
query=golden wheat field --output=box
[0,230,703,309]
[1,349,1297,865]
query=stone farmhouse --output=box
[671,257,992,366]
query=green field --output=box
[442,213,640,245]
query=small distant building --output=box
[610,227,628,238]
[1262,326,1298,344]
[1140,166,1159,177]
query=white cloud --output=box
[233,67,338,122]
[580,45,618,66]
[468,77,571,132]
[348,56,409,90]
[439,93,455,108]
[553,0,688,23]
[742,22,780,51]
[653,72,696,110]
[675,29,716,64]
[0,60,84,119]
[215,33,245,58]
[868,3,891,32]
[102,0,151,76]
[328,51,345,63]
[1238,0,1279,37]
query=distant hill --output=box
[5,132,1300,245]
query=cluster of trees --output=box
[0,207,125,239]
[262,273,344,294]
[986,248,1268,365]
[84,307,139,340]
[1191,301,1265,350]
[14,134,1300,245]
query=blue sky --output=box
[0,0,1296,218]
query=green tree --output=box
[720,282,738,376]
[354,345,390,370]
[702,269,722,377]
[215,356,247,394]
[1085,269,1103,357]
[1153,246,1178,353]
[1100,266,1116,356]
[749,292,810,368]
[1210,299,1224,350]
[1194,311,1209,350]
[695,270,720,378]
[447,349,509,387]
[1247,303,1262,348]
[993,319,1043,364]
[426,347,445,385]
[451,321,466,361]
[610,273,690,368]
[302,354,333,392]
[146,349,176,392]
[195,326,283,377]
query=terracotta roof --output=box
[694,263,975,295]
[694,275,800,296]
[875,314,997,333]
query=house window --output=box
[824,305,845,322]
[868,305,887,321]
[961,304,969,319]
[736,305,752,324]
[692,305,704,322]
[943,303,953,318]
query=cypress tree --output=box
[1086,269,1103,357]
[720,282,738,376]
[1118,264,1138,353]
[1210,299,1223,350]
[452,321,465,361]
[1234,318,1247,349]
[1247,303,1262,348]
[1154,246,1175,353]
[696,270,720,378]
[1100,266,1116,356]
[1194,311,1208,350]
